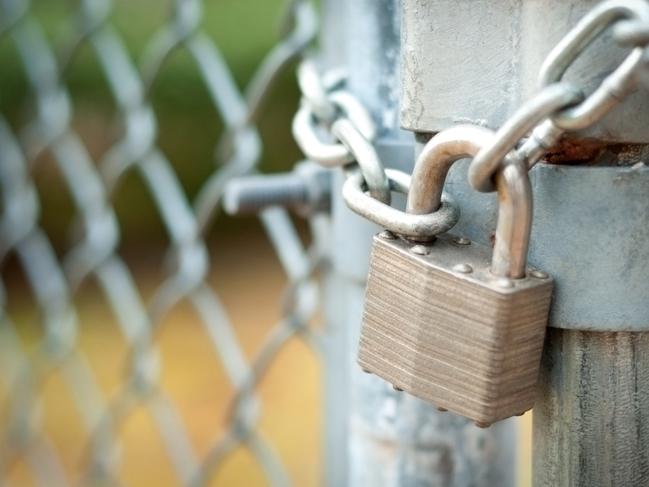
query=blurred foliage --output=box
[0,0,303,248]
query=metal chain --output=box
[469,0,649,193]
[292,62,377,168]
[292,60,461,239]
[292,0,649,240]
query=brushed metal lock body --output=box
[351,125,554,426]
[359,232,553,425]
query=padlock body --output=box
[359,232,553,424]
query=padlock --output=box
[357,125,553,427]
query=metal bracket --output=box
[445,159,649,332]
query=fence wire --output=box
[0,0,328,485]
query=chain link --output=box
[615,17,649,44]
[342,169,460,239]
[292,62,376,167]
[292,60,460,238]
[468,83,583,192]
[330,118,391,204]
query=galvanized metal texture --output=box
[359,233,553,425]
[533,328,649,487]
[401,0,649,143]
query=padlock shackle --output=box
[407,126,496,215]
[406,124,532,278]
[492,157,532,279]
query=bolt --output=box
[410,244,430,256]
[361,368,372,374]
[437,407,448,412]
[393,385,403,392]
[475,421,491,429]
[223,162,331,216]
[454,236,471,246]
[453,263,473,274]
[224,174,306,214]
[530,269,549,279]
[379,230,396,240]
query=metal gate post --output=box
[399,1,649,487]
[321,1,516,485]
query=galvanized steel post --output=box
[321,0,516,485]
[399,1,649,487]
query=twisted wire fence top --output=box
[0,0,326,485]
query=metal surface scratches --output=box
[533,329,649,487]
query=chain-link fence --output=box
[0,0,329,485]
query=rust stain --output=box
[543,138,608,165]
[543,139,649,166]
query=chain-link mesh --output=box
[0,0,327,485]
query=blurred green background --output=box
[0,0,304,249]
[1,1,324,486]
